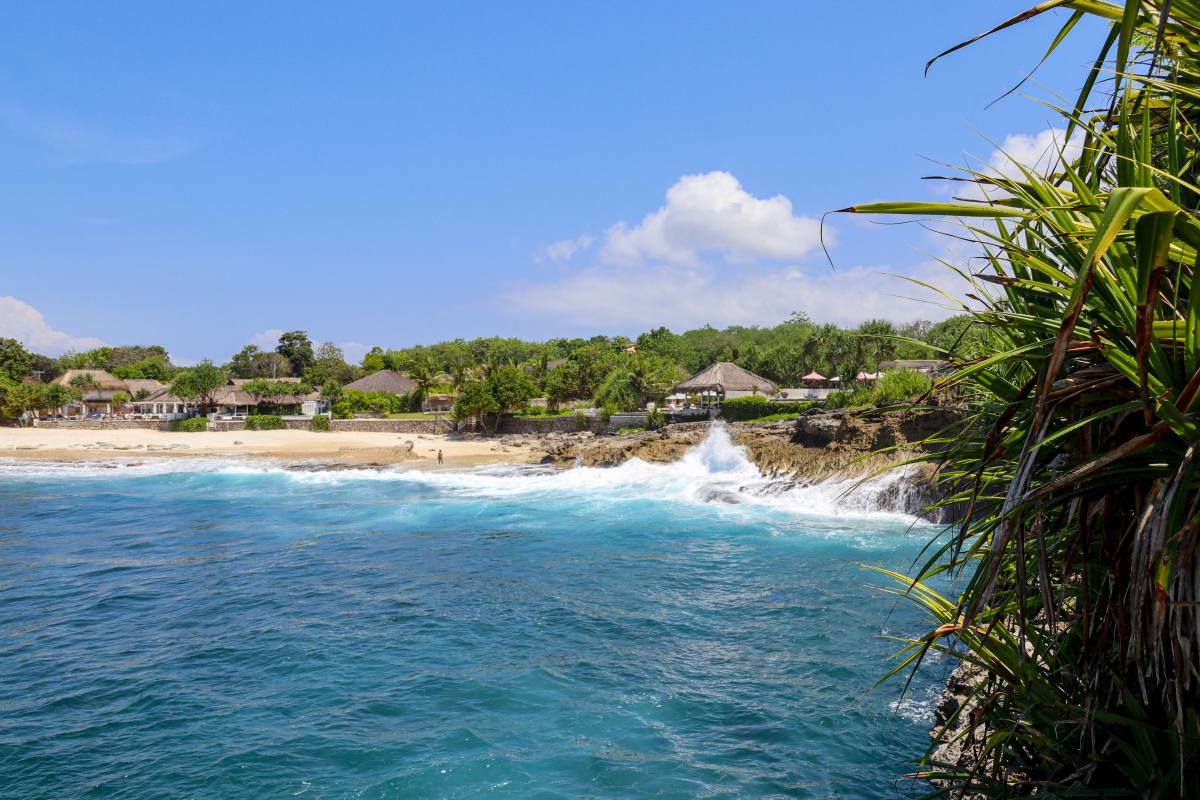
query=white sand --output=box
[0,426,543,466]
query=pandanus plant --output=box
[838,2,1200,796]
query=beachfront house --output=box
[342,370,417,396]
[137,385,196,418]
[219,378,329,417]
[48,370,131,416]
[672,362,777,408]
[422,393,455,413]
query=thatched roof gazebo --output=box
[673,361,776,398]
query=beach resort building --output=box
[129,378,329,419]
[672,362,777,406]
[47,370,132,416]
[342,370,417,396]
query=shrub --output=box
[574,411,587,431]
[311,414,331,432]
[821,370,931,410]
[245,414,286,431]
[717,395,777,422]
[741,402,816,423]
[513,405,545,417]
[169,417,208,432]
[332,401,355,419]
[872,368,931,405]
[599,404,615,423]
[646,408,666,429]
[822,391,856,410]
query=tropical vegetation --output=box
[841,2,1200,795]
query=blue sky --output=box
[0,2,1106,363]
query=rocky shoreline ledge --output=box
[506,405,968,519]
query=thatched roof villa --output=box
[47,370,132,414]
[673,362,776,401]
[342,370,417,395]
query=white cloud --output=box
[339,342,369,363]
[599,171,826,267]
[0,296,106,355]
[508,262,967,329]
[955,127,1085,203]
[991,127,1084,177]
[535,235,595,264]
[248,329,284,350]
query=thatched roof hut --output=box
[673,362,776,396]
[50,370,129,393]
[343,370,417,396]
[124,379,164,396]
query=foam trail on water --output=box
[0,424,933,522]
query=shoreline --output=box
[0,407,968,478]
[0,427,548,468]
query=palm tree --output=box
[450,360,472,393]
[407,357,439,412]
[69,372,100,414]
[64,388,84,417]
[320,380,343,415]
[42,384,69,417]
[595,355,671,411]
[528,352,550,392]
[110,391,131,417]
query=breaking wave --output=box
[0,424,937,523]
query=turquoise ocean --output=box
[0,426,950,799]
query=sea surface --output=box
[0,426,952,799]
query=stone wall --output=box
[212,418,457,433]
[496,416,616,435]
[34,419,171,431]
[332,419,455,433]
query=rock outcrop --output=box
[530,406,966,476]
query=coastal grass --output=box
[823,369,931,410]
[839,4,1200,796]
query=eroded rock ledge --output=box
[524,406,966,476]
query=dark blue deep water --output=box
[0,430,949,799]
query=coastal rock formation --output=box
[517,407,968,520]
[927,660,986,795]
[530,407,965,476]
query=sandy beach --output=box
[0,426,545,467]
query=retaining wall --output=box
[496,416,617,435]
[34,420,172,431]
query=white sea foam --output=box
[0,424,934,524]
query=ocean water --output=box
[0,426,951,799]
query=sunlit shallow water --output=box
[0,427,951,799]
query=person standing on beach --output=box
[437,450,443,465]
